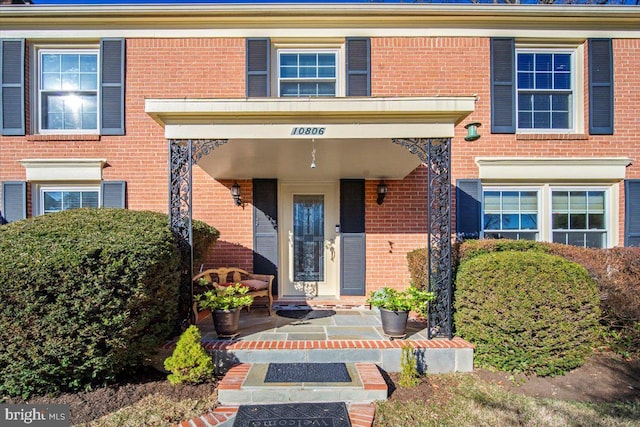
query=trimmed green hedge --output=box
[454,250,600,376]
[0,208,218,398]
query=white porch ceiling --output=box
[146,97,476,180]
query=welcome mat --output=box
[265,362,352,383]
[275,309,336,320]
[233,402,351,427]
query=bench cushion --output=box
[219,279,269,292]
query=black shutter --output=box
[1,39,25,136]
[246,38,270,98]
[625,180,640,247]
[340,179,366,296]
[456,179,482,240]
[100,38,125,135]
[101,181,126,208]
[1,181,26,224]
[589,39,614,135]
[491,38,515,134]
[346,38,370,97]
[253,179,278,294]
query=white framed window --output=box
[551,188,608,248]
[37,47,100,133]
[482,188,540,241]
[277,49,339,97]
[516,48,576,132]
[38,185,100,215]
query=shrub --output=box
[406,248,428,291]
[193,220,220,268]
[0,209,214,397]
[455,239,640,358]
[399,344,420,388]
[164,326,214,385]
[454,250,600,376]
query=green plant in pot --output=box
[367,286,434,339]
[195,281,254,338]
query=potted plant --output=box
[367,286,434,339]
[195,281,254,338]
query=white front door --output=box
[279,182,339,299]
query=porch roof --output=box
[146,97,475,180]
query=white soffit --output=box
[145,97,476,139]
[476,157,632,182]
[20,159,106,181]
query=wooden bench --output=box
[192,267,274,316]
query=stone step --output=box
[218,362,388,405]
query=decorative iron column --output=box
[391,138,453,339]
[169,138,228,325]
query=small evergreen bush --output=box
[399,344,420,388]
[0,208,217,398]
[164,325,214,385]
[454,250,600,376]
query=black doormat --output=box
[233,402,351,427]
[275,309,336,320]
[265,362,352,383]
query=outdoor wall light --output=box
[230,181,242,206]
[464,122,482,141]
[377,180,388,205]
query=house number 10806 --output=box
[291,127,326,136]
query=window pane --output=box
[552,112,569,129]
[517,53,534,71]
[63,192,81,210]
[588,191,605,211]
[317,82,335,96]
[518,94,532,111]
[82,95,97,113]
[42,54,60,72]
[80,73,97,90]
[317,67,336,78]
[46,113,63,129]
[535,53,553,71]
[82,113,97,130]
[44,191,62,212]
[521,192,537,210]
[570,191,587,211]
[484,191,501,211]
[553,232,567,244]
[61,73,79,90]
[521,214,537,229]
[79,54,97,72]
[552,191,569,210]
[533,111,550,128]
[298,54,317,67]
[61,54,79,72]
[317,54,335,66]
[552,94,569,111]
[518,72,534,89]
[42,73,61,90]
[570,213,587,229]
[533,94,550,110]
[568,232,586,247]
[280,67,298,78]
[554,54,571,71]
[518,111,533,128]
[81,191,99,207]
[586,232,604,248]
[535,73,552,89]
[299,83,317,96]
[280,54,298,66]
[299,66,317,78]
[554,73,571,90]
[280,83,299,97]
[588,214,604,229]
[484,214,501,230]
[502,213,519,230]
[64,111,81,129]
[502,192,519,211]
[553,213,568,229]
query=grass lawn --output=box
[374,373,640,427]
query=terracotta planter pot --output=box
[212,308,241,338]
[379,308,409,338]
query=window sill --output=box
[516,133,588,141]
[27,134,101,142]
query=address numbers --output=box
[291,127,326,136]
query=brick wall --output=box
[1,36,638,295]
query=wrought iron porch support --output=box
[391,138,453,339]
[169,138,228,324]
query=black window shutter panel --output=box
[253,179,278,294]
[246,38,270,98]
[101,181,126,208]
[1,39,25,136]
[589,38,614,135]
[340,179,366,296]
[456,179,482,240]
[625,180,640,247]
[1,181,27,223]
[346,38,370,97]
[100,38,125,135]
[491,38,515,134]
